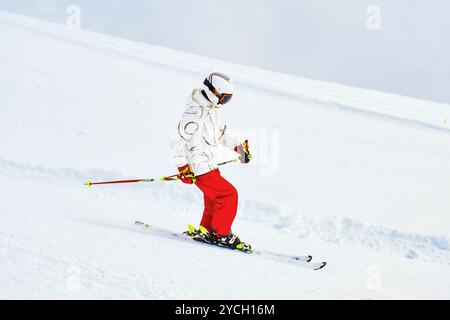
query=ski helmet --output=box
[203,72,234,105]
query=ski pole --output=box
[84,158,240,187]
[218,157,240,166]
[84,174,179,187]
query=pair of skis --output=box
[134,221,326,271]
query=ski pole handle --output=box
[84,174,179,187]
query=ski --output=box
[134,221,326,271]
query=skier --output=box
[171,72,252,252]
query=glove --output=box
[177,164,196,184]
[234,139,252,164]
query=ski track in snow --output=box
[1,160,449,299]
[1,10,450,299]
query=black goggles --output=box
[203,78,233,105]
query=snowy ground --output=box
[1,11,449,299]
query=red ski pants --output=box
[194,169,238,237]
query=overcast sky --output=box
[1,0,449,104]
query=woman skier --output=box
[171,72,252,252]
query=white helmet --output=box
[203,72,234,105]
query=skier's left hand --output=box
[234,139,252,164]
[177,164,196,184]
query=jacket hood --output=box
[191,89,216,108]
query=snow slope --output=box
[1,10,449,299]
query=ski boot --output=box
[182,224,200,238]
[211,231,252,253]
[183,225,215,244]
[194,225,216,244]
[183,225,252,253]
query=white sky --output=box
[1,0,449,104]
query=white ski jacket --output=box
[171,89,239,176]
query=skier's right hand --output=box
[177,164,196,184]
[234,139,252,164]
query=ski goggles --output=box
[203,78,233,105]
